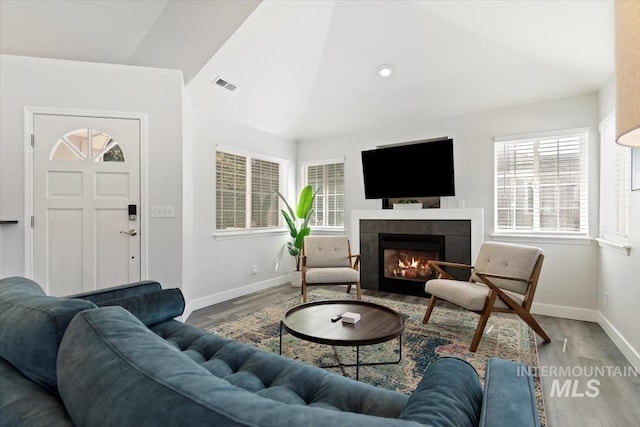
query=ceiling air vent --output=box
[212,76,238,92]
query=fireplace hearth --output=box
[379,234,445,297]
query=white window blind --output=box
[599,113,629,242]
[494,130,589,234]
[216,148,287,231]
[301,160,345,227]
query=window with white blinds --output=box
[301,160,345,228]
[216,149,286,231]
[494,130,589,234]
[599,112,629,242]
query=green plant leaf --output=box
[286,241,299,257]
[275,186,316,270]
[300,208,314,230]
[273,189,296,221]
[280,209,297,238]
[296,185,314,219]
[295,227,311,249]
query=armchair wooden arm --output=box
[474,271,532,284]
[474,271,531,312]
[428,260,473,269]
[473,270,550,343]
[349,254,361,271]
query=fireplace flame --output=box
[392,257,432,280]
[398,258,419,269]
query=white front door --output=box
[32,114,141,296]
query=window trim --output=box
[597,111,630,253]
[493,128,590,238]
[299,157,346,230]
[214,144,289,237]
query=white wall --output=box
[0,55,184,288]
[181,108,297,316]
[597,74,640,366]
[298,93,601,319]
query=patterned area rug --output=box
[205,288,545,425]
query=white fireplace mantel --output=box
[351,209,484,263]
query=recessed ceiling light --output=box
[377,64,394,77]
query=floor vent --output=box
[212,77,238,92]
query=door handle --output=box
[120,228,137,236]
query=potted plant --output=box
[274,185,316,287]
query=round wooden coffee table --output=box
[279,300,405,380]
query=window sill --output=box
[214,228,288,240]
[491,233,593,245]
[595,238,631,256]
[310,227,346,235]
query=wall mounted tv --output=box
[361,138,455,200]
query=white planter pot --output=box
[289,270,302,288]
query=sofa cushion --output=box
[96,288,185,326]
[0,358,74,427]
[152,319,409,418]
[399,357,482,427]
[58,307,419,427]
[0,276,96,392]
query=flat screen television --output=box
[361,138,455,199]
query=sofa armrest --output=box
[399,357,482,427]
[97,288,185,326]
[479,358,541,427]
[66,280,162,304]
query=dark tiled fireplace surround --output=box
[359,220,472,297]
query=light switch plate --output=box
[151,206,175,218]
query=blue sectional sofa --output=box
[0,276,541,427]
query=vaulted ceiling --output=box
[1,0,614,141]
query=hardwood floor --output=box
[186,285,640,427]
[535,316,640,427]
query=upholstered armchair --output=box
[423,241,550,352]
[301,236,362,303]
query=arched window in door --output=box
[50,129,125,162]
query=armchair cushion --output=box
[426,280,489,311]
[305,267,359,284]
[470,242,541,294]
[426,280,523,311]
[304,236,351,268]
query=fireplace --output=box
[379,234,445,297]
[357,217,475,296]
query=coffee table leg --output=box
[279,321,283,355]
[356,346,360,381]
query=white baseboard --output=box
[531,302,599,322]
[183,275,290,320]
[597,312,640,368]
